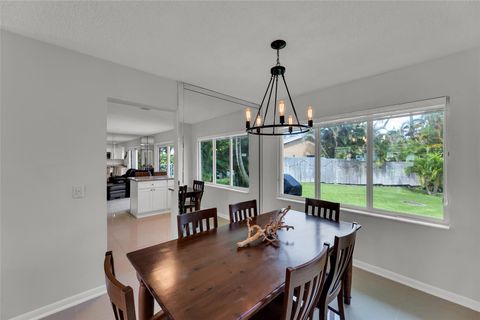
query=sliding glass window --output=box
[199,134,249,190]
[200,140,214,183]
[280,99,446,222]
[320,121,367,208]
[372,112,444,219]
[158,144,175,177]
[282,132,315,198]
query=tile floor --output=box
[43,206,479,320]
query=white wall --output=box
[261,48,480,305]
[190,110,260,218]
[153,129,176,145]
[0,28,3,320]
[0,31,177,319]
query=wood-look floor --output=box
[43,203,479,320]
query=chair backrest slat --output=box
[228,200,258,223]
[178,185,188,214]
[177,208,218,239]
[305,198,340,222]
[282,244,329,320]
[104,251,136,320]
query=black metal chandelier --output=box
[245,40,313,136]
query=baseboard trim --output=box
[353,259,480,312]
[8,285,106,320]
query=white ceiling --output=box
[107,102,174,138]
[2,2,480,102]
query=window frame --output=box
[157,143,175,178]
[278,97,449,225]
[198,131,250,192]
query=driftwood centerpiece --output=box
[237,206,294,248]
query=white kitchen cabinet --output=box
[152,187,167,211]
[137,189,152,213]
[129,178,173,218]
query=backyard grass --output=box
[299,183,443,219]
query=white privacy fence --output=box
[283,157,421,186]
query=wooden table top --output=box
[167,187,200,194]
[127,210,356,320]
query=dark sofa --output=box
[107,169,152,200]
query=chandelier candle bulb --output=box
[307,106,313,127]
[288,115,293,133]
[256,115,262,133]
[278,100,285,124]
[245,108,252,129]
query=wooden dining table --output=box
[127,209,359,320]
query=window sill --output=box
[275,196,450,230]
[205,183,250,194]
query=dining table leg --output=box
[138,277,154,320]
[343,259,353,305]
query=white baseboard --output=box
[353,259,480,312]
[8,285,106,320]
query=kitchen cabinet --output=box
[130,178,174,218]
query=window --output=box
[232,135,249,188]
[158,144,175,177]
[372,112,444,219]
[216,138,230,185]
[282,132,315,198]
[280,99,446,222]
[200,140,213,182]
[199,134,249,189]
[320,121,367,207]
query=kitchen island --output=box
[129,176,174,218]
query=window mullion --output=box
[315,127,321,200]
[230,137,233,186]
[213,139,217,185]
[198,142,202,180]
[366,119,374,209]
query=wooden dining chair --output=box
[177,208,218,239]
[104,251,167,320]
[178,185,190,214]
[317,226,358,320]
[251,244,330,320]
[305,198,340,222]
[192,180,205,201]
[228,199,258,223]
[185,180,205,209]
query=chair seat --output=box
[250,294,284,320]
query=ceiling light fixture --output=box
[246,40,313,136]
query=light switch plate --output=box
[72,185,86,199]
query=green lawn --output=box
[299,183,443,219]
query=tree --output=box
[401,112,444,195]
[405,151,443,195]
[320,123,367,159]
[234,136,249,187]
[201,141,213,182]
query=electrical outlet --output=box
[72,185,85,199]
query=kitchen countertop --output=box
[128,176,174,182]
